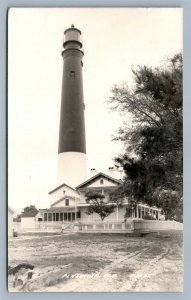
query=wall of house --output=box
[79,205,161,222]
[86,178,119,188]
[52,198,77,207]
[8,209,14,236]
[21,217,36,229]
[50,185,79,206]
[80,205,126,222]
[35,212,43,221]
[78,188,121,204]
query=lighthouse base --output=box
[57,152,87,188]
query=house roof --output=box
[40,207,79,213]
[21,210,39,218]
[76,172,122,189]
[48,183,79,195]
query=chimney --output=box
[90,168,97,177]
[108,167,117,178]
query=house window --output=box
[100,179,104,184]
[56,213,59,221]
[126,207,131,218]
[70,71,75,79]
[48,213,52,222]
[135,208,137,218]
[72,212,75,221]
[65,199,69,206]
[44,213,47,221]
[138,208,141,218]
[68,213,71,221]
[64,213,67,221]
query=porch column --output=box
[132,207,135,218]
[140,207,143,219]
[136,206,138,219]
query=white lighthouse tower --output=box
[57,25,87,188]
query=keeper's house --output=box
[40,171,162,224]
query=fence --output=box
[15,221,64,233]
[133,220,183,232]
[74,220,183,233]
[73,220,133,232]
[14,219,183,234]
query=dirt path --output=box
[44,245,183,292]
[8,232,183,292]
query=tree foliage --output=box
[22,205,38,214]
[107,53,183,221]
[85,191,116,221]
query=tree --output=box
[109,183,136,218]
[85,191,116,221]
[153,188,183,222]
[107,53,183,221]
[22,205,38,214]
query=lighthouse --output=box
[57,25,87,187]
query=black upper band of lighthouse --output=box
[58,26,86,154]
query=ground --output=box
[8,231,183,292]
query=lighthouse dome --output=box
[63,25,82,48]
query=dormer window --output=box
[65,198,69,206]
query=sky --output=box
[8,8,182,213]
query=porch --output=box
[42,207,80,223]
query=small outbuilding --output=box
[20,210,42,230]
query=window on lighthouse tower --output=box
[70,71,75,79]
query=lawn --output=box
[8,231,183,292]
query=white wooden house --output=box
[40,172,161,224]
